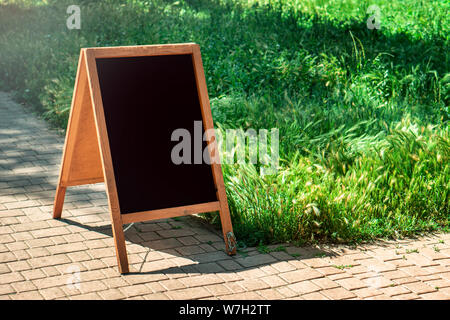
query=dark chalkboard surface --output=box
[95,54,217,214]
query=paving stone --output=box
[166,287,213,300]
[404,253,439,267]
[217,260,242,271]
[363,276,395,289]
[98,288,126,300]
[156,229,195,238]
[28,254,72,269]
[258,265,279,276]
[234,254,277,268]
[393,277,421,285]
[175,245,205,256]
[79,280,108,294]
[381,269,411,280]
[143,292,170,300]
[423,265,450,275]
[39,287,66,300]
[269,251,294,261]
[218,292,263,300]
[316,266,346,276]
[311,277,340,289]
[360,260,397,273]
[11,280,37,293]
[438,287,450,296]
[179,274,224,288]
[119,284,151,298]
[419,248,450,261]
[70,292,102,300]
[286,260,308,269]
[404,282,437,295]
[204,284,232,296]
[223,282,246,294]
[401,266,432,277]
[31,227,70,239]
[0,272,24,284]
[237,268,267,279]
[367,249,402,262]
[424,278,450,289]
[380,285,412,297]
[102,277,129,289]
[392,293,420,300]
[193,262,225,273]
[273,286,296,298]
[190,251,230,264]
[279,268,323,283]
[271,261,297,273]
[145,281,165,293]
[328,272,353,280]
[217,272,243,283]
[48,243,88,255]
[237,279,270,291]
[418,291,450,300]
[0,284,14,295]
[321,287,356,300]
[336,277,367,290]
[260,275,288,288]
[365,294,393,300]
[352,287,384,299]
[288,280,321,294]
[0,252,17,263]
[27,247,50,258]
[257,288,285,299]
[346,265,370,275]
[160,279,186,291]
[11,291,43,300]
[416,274,441,282]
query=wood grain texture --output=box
[88,43,195,58]
[53,50,86,219]
[84,48,129,274]
[61,177,104,187]
[122,201,221,224]
[191,44,236,255]
[65,76,103,185]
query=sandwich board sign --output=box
[53,43,236,274]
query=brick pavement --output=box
[0,91,449,300]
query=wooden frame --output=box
[53,43,236,274]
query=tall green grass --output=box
[0,0,448,245]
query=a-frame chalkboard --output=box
[53,43,236,274]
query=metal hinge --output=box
[226,231,237,254]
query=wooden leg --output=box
[53,185,67,219]
[218,201,237,256]
[111,219,129,274]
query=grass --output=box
[0,0,448,246]
[257,243,286,254]
[332,264,354,270]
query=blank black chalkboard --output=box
[95,54,218,214]
[54,44,236,274]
